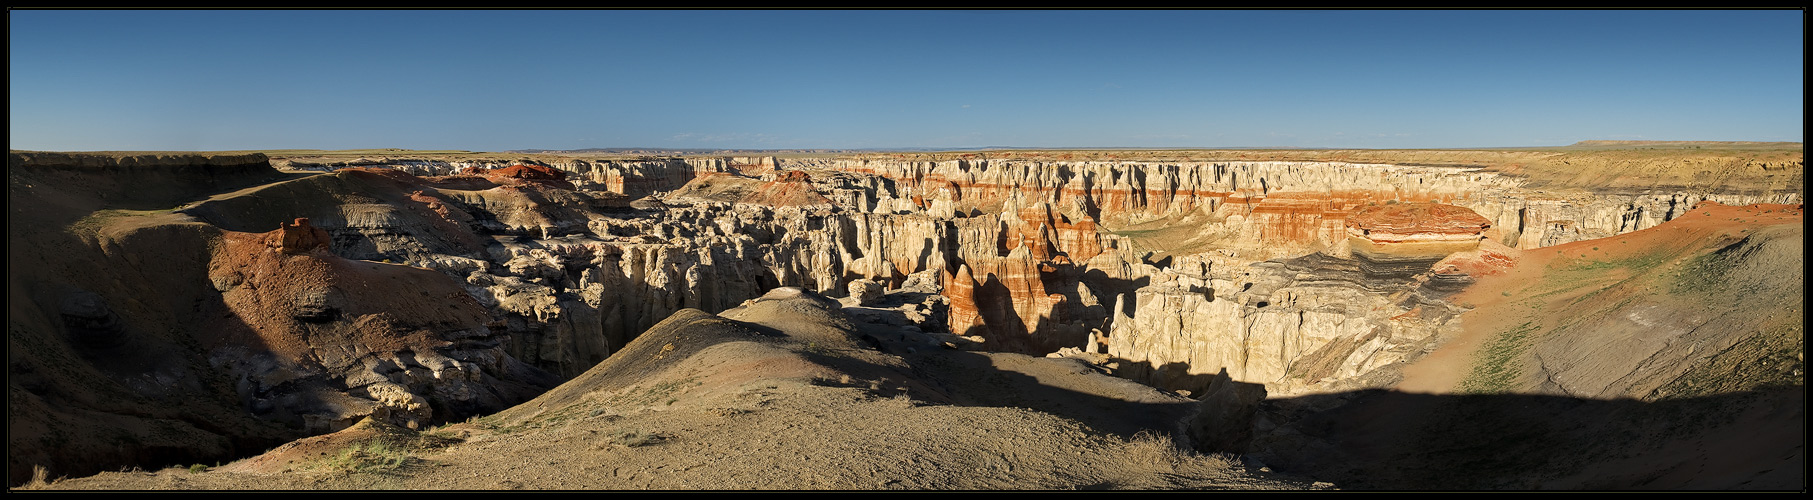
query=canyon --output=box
[7,143,1803,490]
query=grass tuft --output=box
[1124,430,1188,467]
[17,465,58,490]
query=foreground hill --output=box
[39,288,1321,490]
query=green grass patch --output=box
[1541,249,1673,306]
[319,440,415,475]
[315,426,461,475]
[1458,321,1541,394]
[1556,249,1668,275]
[1666,246,1742,296]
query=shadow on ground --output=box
[1252,386,1804,490]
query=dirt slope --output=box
[37,288,1326,490]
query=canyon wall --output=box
[200,155,1808,395]
[564,157,1799,395]
[335,155,1797,395]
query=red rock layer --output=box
[944,264,984,337]
[1000,201,1107,263]
[1346,202,1492,242]
[943,243,1076,353]
[1226,191,1455,248]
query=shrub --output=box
[1124,430,1186,467]
[321,440,413,474]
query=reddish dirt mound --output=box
[471,164,575,190]
[740,172,831,207]
[205,221,490,362]
[777,170,810,182]
[1432,238,1520,278]
[488,164,566,181]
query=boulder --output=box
[847,278,883,306]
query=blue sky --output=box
[9,9,1804,151]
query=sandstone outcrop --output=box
[208,220,559,433]
[275,217,333,255]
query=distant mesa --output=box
[1568,139,1797,147]
[7,151,271,169]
